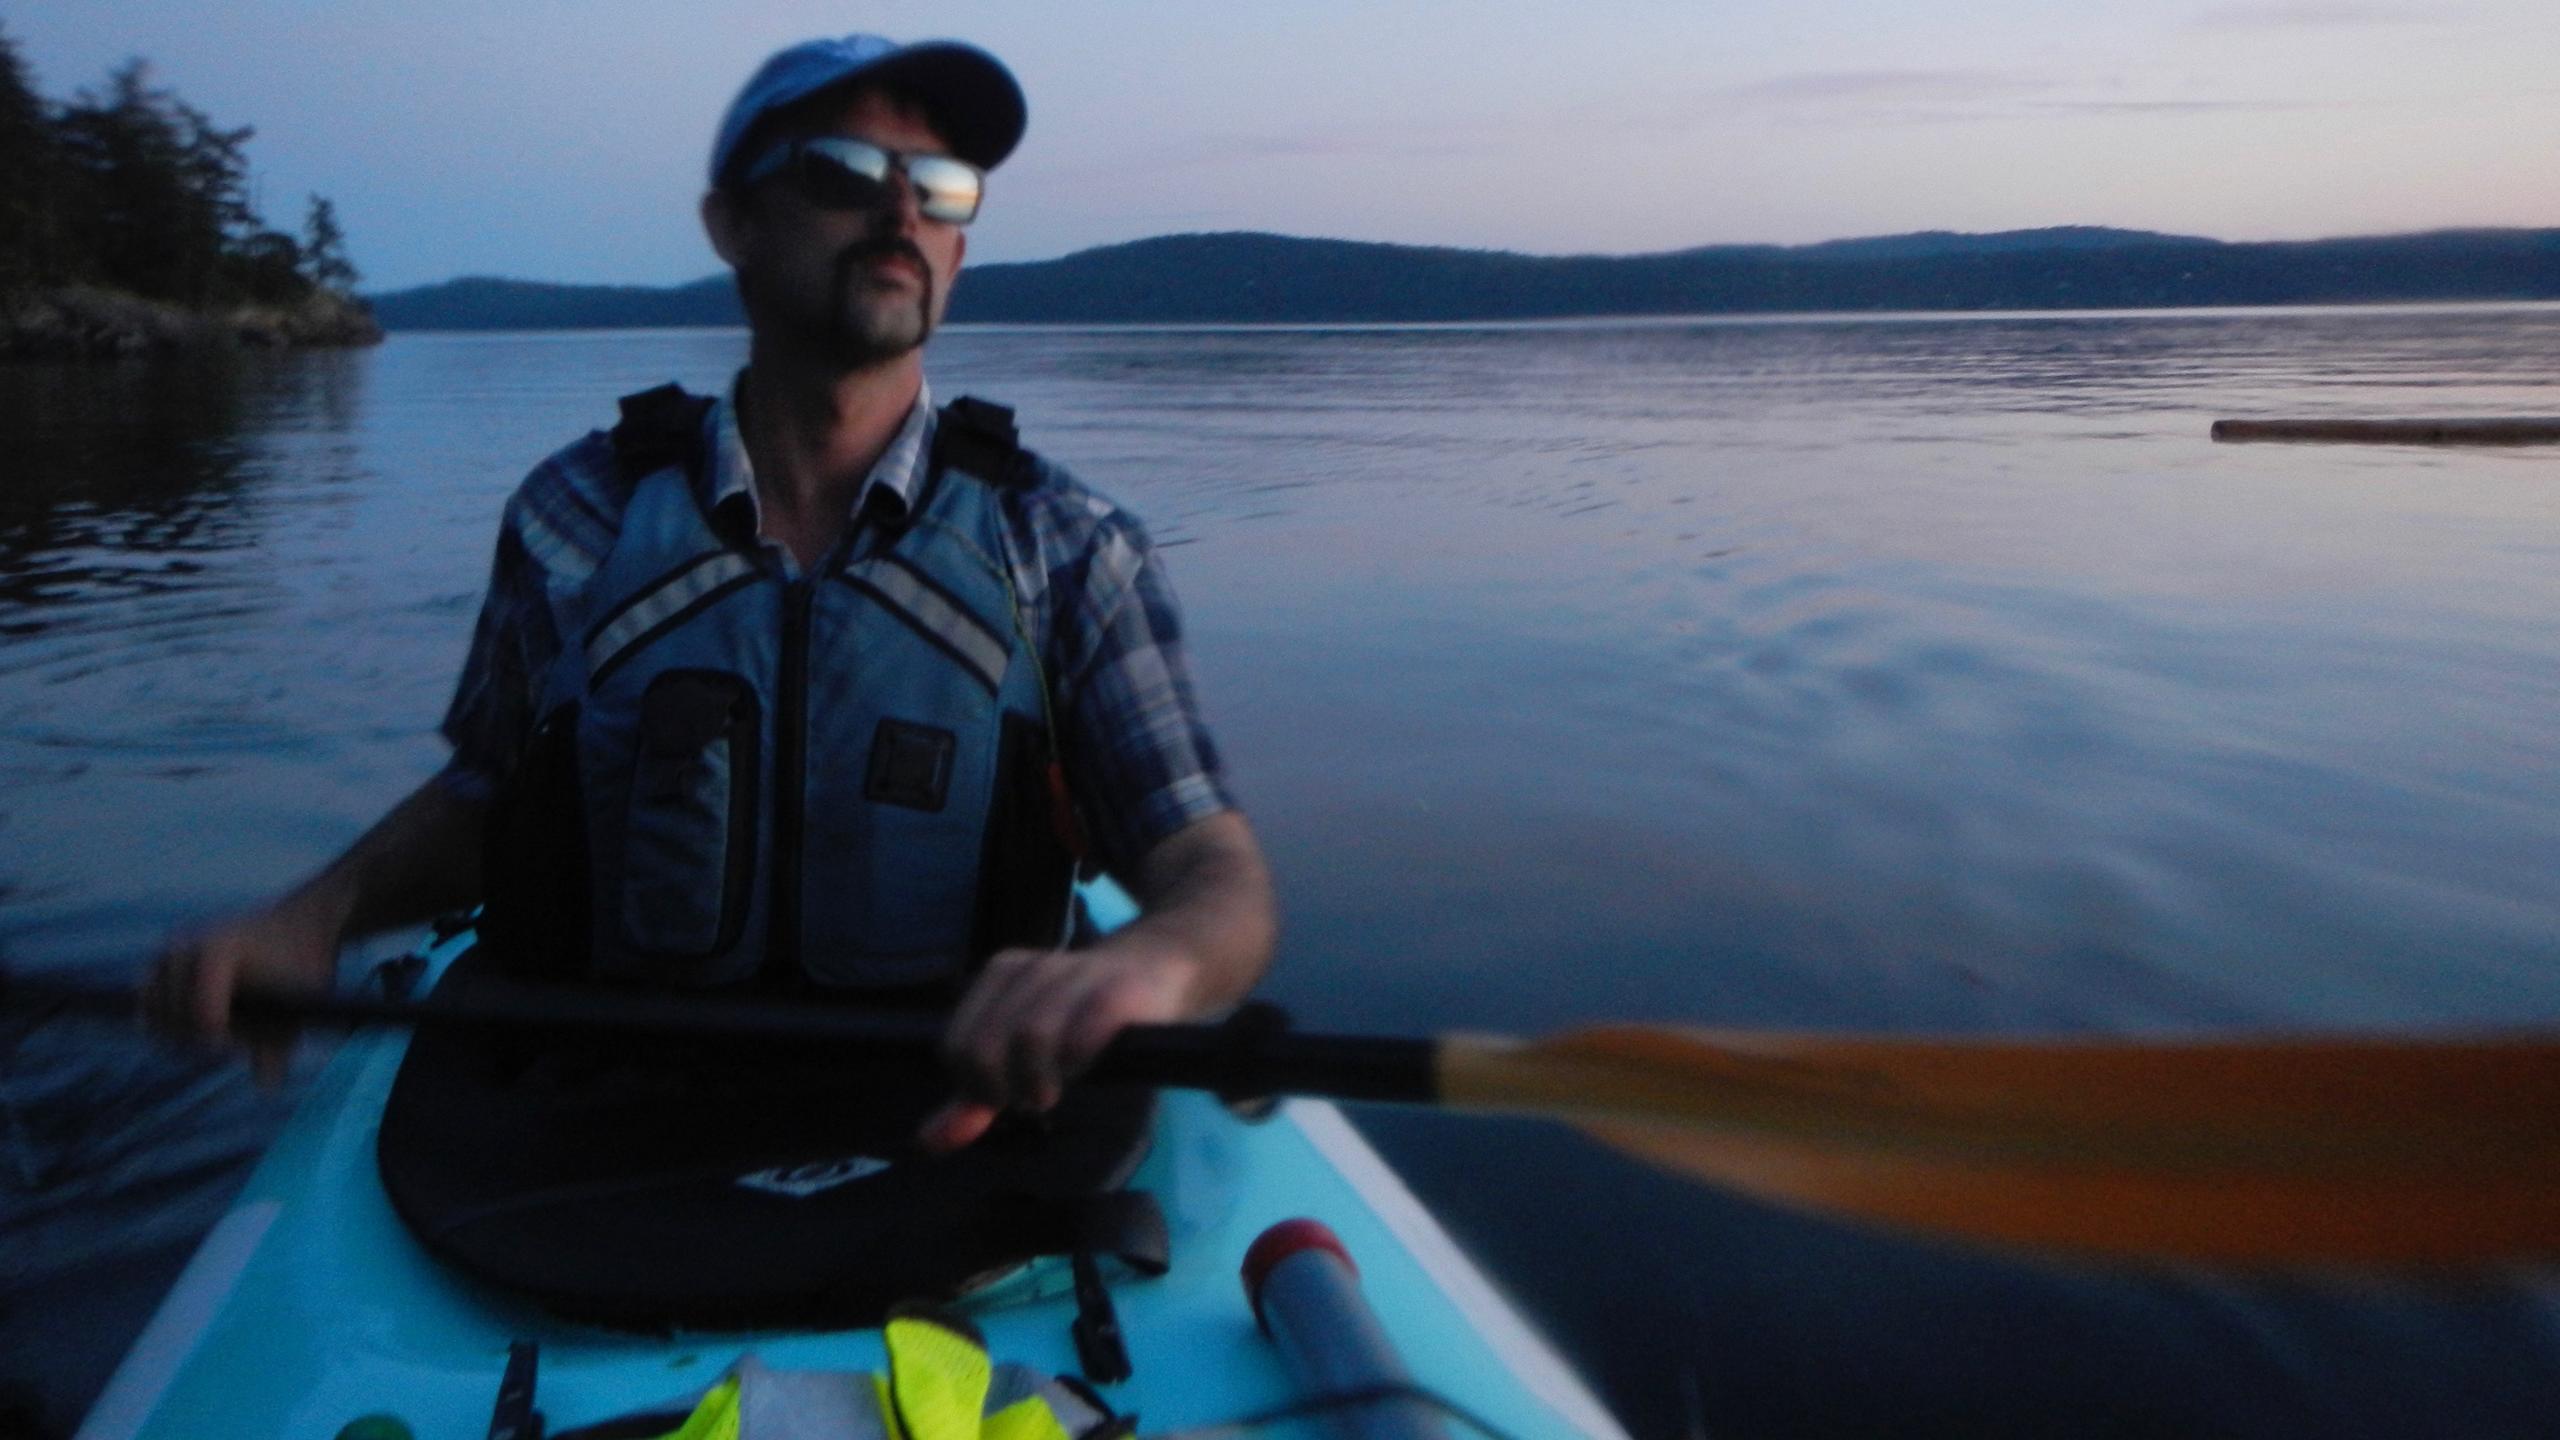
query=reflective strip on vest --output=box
[585,551,761,687]
[842,556,1010,695]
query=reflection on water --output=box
[0,352,368,624]
[3,308,2558,1438]
[0,349,377,1434]
[0,359,259,638]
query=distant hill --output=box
[366,226,2560,331]
[365,275,738,330]
[1787,225,2222,262]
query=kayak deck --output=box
[82,947,1625,1438]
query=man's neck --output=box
[736,347,924,567]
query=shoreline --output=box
[0,287,384,361]
[364,295,2560,341]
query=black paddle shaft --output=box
[4,972,1443,1108]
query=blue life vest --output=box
[525,388,1075,990]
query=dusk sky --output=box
[12,1,2558,292]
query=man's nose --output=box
[874,164,925,231]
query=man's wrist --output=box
[1090,927,1210,1017]
[276,871,362,952]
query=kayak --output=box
[74,885,1629,1440]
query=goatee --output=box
[820,236,937,368]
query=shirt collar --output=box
[704,371,937,539]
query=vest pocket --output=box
[620,670,759,961]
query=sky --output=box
[10,1,2559,292]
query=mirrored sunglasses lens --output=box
[906,157,983,224]
[795,142,893,209]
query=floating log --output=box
[2212,417,2560,445]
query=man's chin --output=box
[830,312,928,368]
[767,291,917,371]
[817,287,934,369]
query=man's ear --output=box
[701,189,746,268]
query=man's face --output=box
[709,88,969,370]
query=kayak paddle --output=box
[10,968,2557,1268]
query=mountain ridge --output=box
[366,226,2560,330]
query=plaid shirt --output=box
[438,376,1233,878]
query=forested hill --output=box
[367,226,2560,331]
[1,28,377,356]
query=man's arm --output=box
[145,775,487,1079]
[921,809,1277,1151]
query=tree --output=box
[52,59,247,302]
[301,194,358,290]
[0,24,62,292]
[5,48,360,310]
[233,227,305,303]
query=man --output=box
[148,34,1276,1157]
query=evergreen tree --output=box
[0,24,62,292]
[3,44,350,316]
[301,194,357,290]
[232,226,305,303]
[53,60,244,301]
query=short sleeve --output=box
[1043,505,1236,878]
[434,431,628,799]
[436,517,553,801]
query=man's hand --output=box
[140,774,487,1085]
[918,811,1277,1153]
[919,935,1201,1153]
[145,896,346,1086]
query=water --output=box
[4,307,2558,1437]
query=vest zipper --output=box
[770,575,814,979]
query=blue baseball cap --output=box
[708,35,1027,188]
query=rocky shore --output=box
[0,286,383,360]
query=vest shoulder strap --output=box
[611,385,1035,493]
[609,383,715,480]
[933,395,1037,490]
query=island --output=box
[0,36,378,359]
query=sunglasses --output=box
[738,136,985,226]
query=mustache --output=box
[833,234,932,285]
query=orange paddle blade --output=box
[1435,1026,2560,1265]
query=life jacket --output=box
[483,385,1081,991]
[542,1313,1127,1440]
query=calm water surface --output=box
[4,308,2557,1438]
